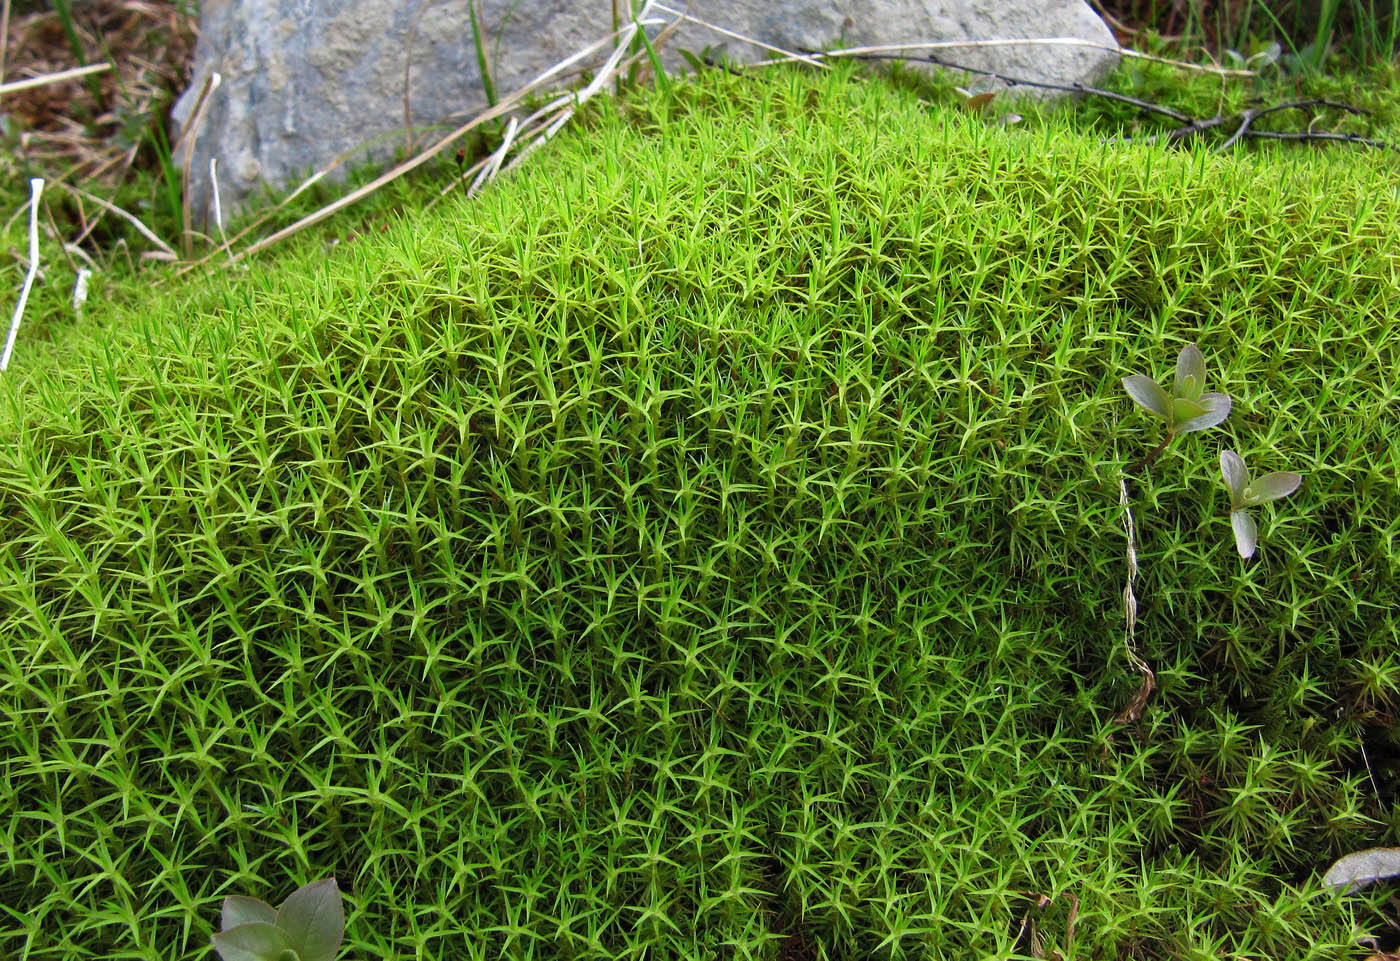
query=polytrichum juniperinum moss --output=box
[2,62,1398,960]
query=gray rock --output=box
[172,1,1118,225]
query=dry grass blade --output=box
[466,115,519,198]
[59,182,175,255]
[500,107,573,176]
[210,158,226,243]
[750,38,1255,77]
[651,1,828,68]
[0,61,111,96]
[497,5,675,179]
[1115,450,1155,724]
[226,17,665,265]
[178,71,222,258]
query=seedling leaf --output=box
[1231,508,1258,558]
[222,896,277,931]
[1171,395,1207,424]
[1123,374,1171,420]
[1322,847,1400,892]
[953,87,996,112]
[1220,450,1248,506]
[211,922,293,961]
[1174,344,1206,402]
[1248,41,1282,67]
[275,879,344,961]
[1175,392,1231,434]
[1244,471,1302,505]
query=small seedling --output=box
[1219,449,1302,558]
[1122,343,1233,451]
[953,86,998,113]
[211,878,344,961]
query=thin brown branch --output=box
[841,52,1387,153]
[913,54,1194,123]
[1128,434,1173,476]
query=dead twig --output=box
[847,52,1387,152]
[909,54,1194,123]
[651,1,827,69]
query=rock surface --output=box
[172,1,1119,225]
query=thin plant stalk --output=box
[0,0,11,89]
[58,183,176,256]
[179,71,223,256]
[748,37,1256,76]
[0,62,111,97]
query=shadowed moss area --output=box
[2,63,1398,960]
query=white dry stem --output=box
[210,158,226,243]
[228,17,665,264]
[62,243,97,269]
[651,2,828,68]
[1,178,43,373]
[0,62,112,97]
[574,3,652,105]
[502,1,674,177]
[71,268,92,318]
[500,107,574,176]
[467,115,519,198]
[751,38,1255,77]
[179,71,223,256]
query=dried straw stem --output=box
[750,38,1255,77]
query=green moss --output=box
[2,63,1398,960]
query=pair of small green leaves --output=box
[1220,450,1302,558]
[1121,343,1232,436]
[211,879,344,961]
